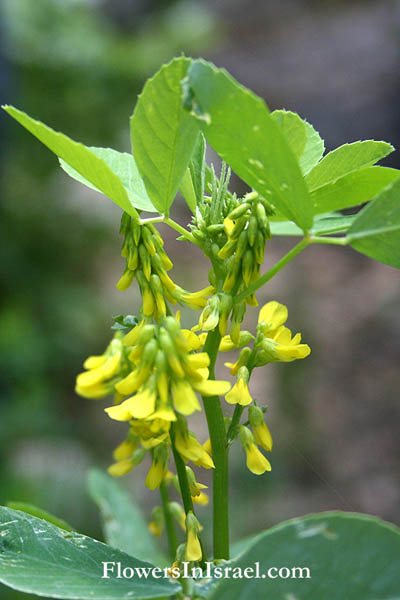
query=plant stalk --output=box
[170,423,208,564]
[202,328,230,559]
[235,238,310,303]
[159,481,178,560]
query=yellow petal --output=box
[123,321,144,346]
[193,379,231,397]
[185,530,202,561]
[192,491,209,505]
[75,382,110,399]
[225,378,252,406]
[83,355,107,370]
[172,381,201,415]
[258,301,288,329]
[181,329,203,351]
[113,439,137,461]
[253,422,273,452]
[245,444,271,475]
[102,352,121,378]
[107,458,134,477]
[145,461,166,490]
[105,398,136,421]
[115,370,142,395]
[187,353,210,369]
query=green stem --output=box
[235,238,311,303]
[164,217,201,246]
[226,405,245,443]
[159,481,178,560]
[310,235,349,246]
[170,423,208,564]
[139,216,165,225]
[202,328,230,559]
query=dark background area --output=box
[1,2,399,596]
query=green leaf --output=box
[130,57,200,216]
[0,506,180,599]
[2,105,138,218]
[6,501,74,532]
[210,512,400,600]
[179,133,207,213]
[270,214,356,237]
[60,147,156,213]
[271,110,325,176]
[310,166,400,215]
[306,140,394,191]
[179,168,197,213]
[271,110,306,160]
[348,177,400,268]
[186,59,313,231]
[87,469,168,567]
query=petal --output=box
[258,301,288,329]
[172,381,201,415]
[83,355,107,370]
[193,379,231,397]
[245,444,271,475]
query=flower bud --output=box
[116,269,134,291]
[185,511,202,561]
[228,202,251,220]
[247,215,258,247]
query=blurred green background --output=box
[1,2,400,596]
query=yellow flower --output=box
[185,512,202,561]
[172,381,201,415]
[240,426,271,475]
[112,437,137,461]
[75,381,112,399]
[75,338,123,399]
[258,300,288,334]
[260,326,311,363]
[105,387,157,421]
[249,405,273,452]
[175,431,214,469]
[108,448,146,478]
[145,445,169,490]
[169,502,186,531]
[148,507,164,536]
[148,521,163,536]
[192,491,209,505]
[245,443,271,475]
[107,458,135,477]
[181,329,203,351]
[253,421,273,452]
[224,347,251,376]
[185,466,208,497]
[194,378,231,397]
[225,376,253,406]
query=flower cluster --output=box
[218,191,273,301]
[117,213,213,318]
[220,300,311,475]
[75,316,231,486]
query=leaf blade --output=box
[271,110,325,176]
[60,147,156,213]
[0,506,179,599]
[187,59,313,231]
[130,57,200,215]
[306,140,394,191]
[310,166,400,215]
[2,105,137,218]
[348,177,400,268]
[211,512,400,600]
[87,469,168,567]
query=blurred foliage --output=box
[0,0,218,554]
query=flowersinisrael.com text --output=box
[101,561,311,580]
